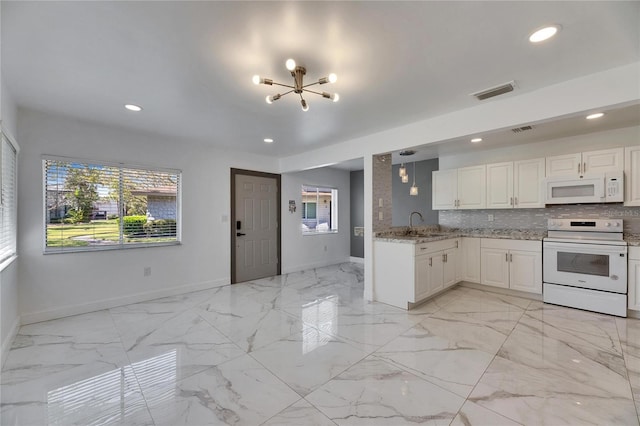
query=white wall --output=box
[17,109,279,324]
[439,125,640,170]
[1,79,20,365]
[281,167,351,274]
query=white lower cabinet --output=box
[374,238,460,309]
[480,238,542,294]
[628,247,640,311]
[461,237,481,283]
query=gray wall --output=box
[350,170,364,258]
[392,158,439,226]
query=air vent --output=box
[511,125,533,133]
[471,81,516,101]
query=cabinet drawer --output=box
[630,247,640,261]
[415,238,459,255]
[481,238,541,252]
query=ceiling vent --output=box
[511,125,533,133]
[471,81,516,101]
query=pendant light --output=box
[399,163,407,177]
[401,174,409,184]
[410,162,418,196]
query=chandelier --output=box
[253,59,339,112]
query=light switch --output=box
[488,214,494,222]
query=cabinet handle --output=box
[455,241,459,249]
[429,257,432,267]
[505,253,509,262]
[578,163,581,174]
[583,162,587,174]
[515,197,518,206]
[510,253,513,262]
[443,253,447,263]
[510,197,513,206]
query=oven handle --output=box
[543,242,627,255]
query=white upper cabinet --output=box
[432,165,486,210]
[457,165,486,209]
[432,169,457,210]
[486,158,545,209]
[513,158,546,208]
[625,145,640,206]
[486,162,514,209]
[546,148,623,177]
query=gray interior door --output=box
[234,173,279,282]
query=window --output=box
[0,132,18,267]
[301,185,338,234]
[44,157,181,253]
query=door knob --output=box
[236,232,246,236]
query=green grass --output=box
[46,219,176,248]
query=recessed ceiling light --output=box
[529,25,561,43]
[586,113,604,120]
[471,138,483,143]
[263,138,274,143]
[124,104,143,112]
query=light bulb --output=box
[586,113,604,120]
[399,164,406,177]
[410,185,418,196]
[252,75,261,85]
[301,99,309,111]
[266,95,273,104]
[328,73,337,83]
[331,93,340,103]
[402,174,409,183]
[124,104,142,112]
[285,58,296,71]
[529,25,560,43]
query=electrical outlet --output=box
[144,267,151,277]
[488,214,494,222]
[379,211,384,221]
[378,198,384,207]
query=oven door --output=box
[543,241,627,293]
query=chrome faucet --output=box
[409,211,424,228]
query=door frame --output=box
[230,168,282,284]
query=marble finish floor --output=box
[2,262,640,425]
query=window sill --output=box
[302,230,339,236]
[0,254,18,273]
[44,241,181,255]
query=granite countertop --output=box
[374,228,547,244]
[626,234,640,247]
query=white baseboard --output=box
[349,256,364,264]
[281,258,351,275]
[1,315,20,369]
[20,278,229,325]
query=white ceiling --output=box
[3,1,640,158]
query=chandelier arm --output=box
[302,88,324,96]
[302,82,320,89]
[271,82,295,89]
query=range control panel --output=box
[547,218,623,233]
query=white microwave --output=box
[544,172,623,204]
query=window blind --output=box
[44,157,181,253]
[0,134,17,264]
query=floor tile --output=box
[306,357,465,425]
[142,354,300,426]
[249,328,369,396]
[450,400,522,426]
[263,400,337,426]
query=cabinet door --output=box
[457,165,486,209]
[414,255,431,301]
[428,253,444,295]
[486,162,514,209]
[546,153,582,177]
[628,260,640,311]
[432,169,457,210]
[461,237,481,283]
[514,158,545,208]
[583,147,624,175]
[443,248,458,289]
[481,248,509,288]
[509,250,542,294]
[625,146,640,207]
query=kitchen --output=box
[369,121,640,318]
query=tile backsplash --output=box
[439,204,640,234]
